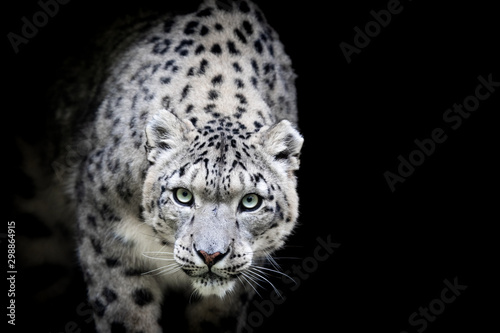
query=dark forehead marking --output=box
[186,124,257,181]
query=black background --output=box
[4,0,498,332]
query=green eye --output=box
[174,188,194,206]
[240,194,262,211]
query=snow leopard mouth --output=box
[190,272,237,297]
[183,268,237,282]
[200,271,231,281]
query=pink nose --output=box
[197,250,224,267]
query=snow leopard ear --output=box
[261,120,304,171]
[145,110,195,163]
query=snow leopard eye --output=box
[174,188,194,206]
[240,193,262,211]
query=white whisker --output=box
[162,266,183,275]
[141,263,181,276]
[242,271,266,289]
[250,265,296,285]
[237,275,246,288]
[264,251,282,272]
[189,288,202,304]
[246,267,283,299]
[143,251,175,255]
[240,272,262,298]
[142,254,177,261]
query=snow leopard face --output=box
[142,111,302,296]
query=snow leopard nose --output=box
[197,250,227,268]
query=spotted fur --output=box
[28,1,303,332]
